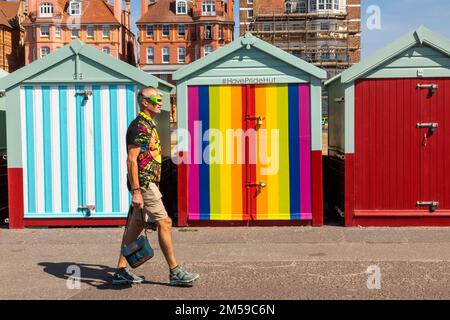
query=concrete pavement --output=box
[1,226,450,299]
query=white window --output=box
[146,25,153,37]
[146,47,154,64]
[176,0,187,14]
[71,28,79,38]
[204,24,213,39]
[318,0,325,10]
[69,0,81,16]
[162,47,170,63]
[103,26,110,38]
[326,0,332,10]
[40,3,54,18]
[247,10,253,18]
[40,47,50,58]
[204,45,213,56]
[55,25,61,37]
[178,24,185,37]
[178,47,186,63]
[334,0,340,10]
[162,24,170,37]
[87,26,94,38]
[202,0,216,16]
[40,25,50,37]
[102,47,110,55]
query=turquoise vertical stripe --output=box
[41,86,53,212]
[93,85,103,212]
[109,85,120,212]
[75,85,86,211]
[25,86,36,213]
[125,85,135,206]
[59,86,69,212]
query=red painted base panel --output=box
[23,219,127,227]
[349,217,450,227]
[184,220,312,227]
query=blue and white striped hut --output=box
[0,39,174,229]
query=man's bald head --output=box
[137,86,161,109]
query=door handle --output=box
[417,84,438,94]
[417,201,439,213]
[78,205,96,215]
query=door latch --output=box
[78,205,96,215]
[246,182,267,189]
[417,84,438,94]
[417,123,438,134]
[246,115,265,127]
[417,201,439,213]
[76,90,93,101]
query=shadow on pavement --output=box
[38,262,173,290]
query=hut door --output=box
[21,85,137,218]
[248,84,312,221]
[417,79,450,213]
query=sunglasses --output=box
[142,96,163,106]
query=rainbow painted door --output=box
[20,85,138,218]
[186,84,312,222]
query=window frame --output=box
[146,25,154,37]
[162,24,170,37]
[204,45,213,56]
[162,47,170,64]
[201,0,216,16]
[71,28,80,38]
[39,3,54,18]
[204,24,213,39]
[69,0,81,16]
[176,0,187,15]
[178,47,186,63]
[146,47,154,64]
[102,26,110,38]
[40,46,50,58]
[178,24,185,37]
[55,25,61,38]
[40,25,50,37]
[87,25,95,38]
[102,47,110,55]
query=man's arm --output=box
[127,145,143,208]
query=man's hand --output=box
[132,191,144,209]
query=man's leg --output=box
[156,217,178,269]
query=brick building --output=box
[137,0,234,83]
[23,0,136,65]
[0,0,26,72]
[250,0,361,78]
[239,0,253,34]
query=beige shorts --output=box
[122,182,169,246]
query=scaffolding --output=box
[250,2,361,78]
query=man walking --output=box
[113,86,199,286]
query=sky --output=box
[129,0,450,58]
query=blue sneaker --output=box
[112,268,145,285]
[169,266,200,286]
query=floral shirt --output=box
[126,112,162,188]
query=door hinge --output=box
[417,201,439,213]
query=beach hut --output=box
[173,32,327,227]
[326,26,450,226]
[0,69,9,225]
[0,40,174,229]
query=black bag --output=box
[121,207,154,268]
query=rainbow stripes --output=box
[186,84,312,221]
[21,85,138,218]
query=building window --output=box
[247,0,253,4]
[146,47,154,64]
[40,47,50,58]
[71,28,79,38]
[204,24,213,39]
[146,25,153,37]
[162,47,170,63]
[102,26,110,38]
[334,0,340,10]
[40,25,50,37]
[202,0,216,16]
[178,24,185,37]
[275,24,283,31]
[87,25,94,38]
[299,1,307,12]
[40,3,54,18]
[162,24,170,37]
[176,0,187,14]
[102,47,110,55]
[178,47,186,63]
[218,25,223,39]
[326,0,332,10]
[55,25,61,37]
[263,23,271,32]
[309,0,317,11]
[204,45,213,56]
[69,0,81,16]
[247,9,253,18]
[321,22,330,30]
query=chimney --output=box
[141,0,148,16]
[114,0,122,22]
[125,0,131,29]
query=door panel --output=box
[419,79,450,211]
[354,79,422,211]
[21,85,137,218]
